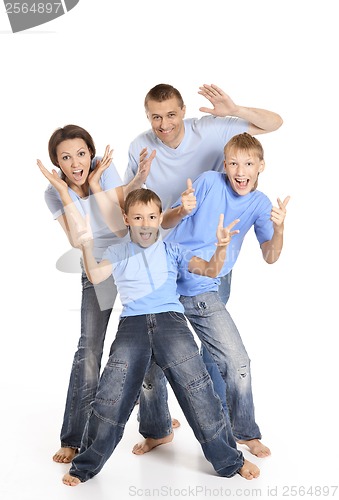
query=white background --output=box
[0,1,338,499]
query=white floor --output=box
[2,275,339,500]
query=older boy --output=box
[63,188,260,486]
[134,133,289,458]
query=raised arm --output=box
[37,159,88,247]
[74,214,113,284]
[88,146,127,237]
[162,178,196,229]
[89,147,155,237]
[261,196,290,264]
[198,84,283,135]
[122,148,156,196]
[188,215,239,277]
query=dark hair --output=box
[144,84,184,110]
[124,189,162,215]
[224,132,264,161]
[48,124,96,167]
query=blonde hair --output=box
[224,132,264,161]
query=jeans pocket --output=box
[95,360,127,406]
[187,371,224,433]
[167,311,187,326]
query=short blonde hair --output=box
[224,132,264,161]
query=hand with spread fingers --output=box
[88,145,114,191]
[138,147,156,185]
[37,159,69,196]
[216,214,240,247]
[198,83,238,118]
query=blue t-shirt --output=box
[44,161,129,260]
[124,116,248,212]
[102,238,194,317]
[165,171,274,296]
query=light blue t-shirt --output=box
[102,238,194,317]
[124,116,248,212]
[44,161,129,260]
[165,171,274,296]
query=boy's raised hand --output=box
[271,196,290,228]
[181,178,196,215]
[72,213,94,249]
[216,214,240,247]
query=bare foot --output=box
[238,459,260,480]
[53,447,78,463]
[238,439,271,458]
[132,431,174,455]
[62,473,81,486]
[172,418,180,428]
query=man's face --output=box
[224,148,265,196]
[124,201,163,248]
[146,97,186,149]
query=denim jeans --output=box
[200,272,232,413]
[139,290,261,442]
[69,312,244,482]
[60,270,117,449]
[181,293,261,441]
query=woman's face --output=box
[56,138,92,190]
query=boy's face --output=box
[124,201,163,248]
[224,147,265,196]
[146,97,186,149]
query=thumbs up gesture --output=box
[181,178,196,215]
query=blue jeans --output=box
[201,272,232,413]
[139,290,261,442]
[69,313,244,482]
[181,293,261,441]
[60,269,117,449]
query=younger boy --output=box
[135,133,289,458]
[63,188,260,486]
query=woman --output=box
[38,124,147,463]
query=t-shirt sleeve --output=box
[102,243,127,269]
[213,116,249,144]
[91,158,123,189]
[171,171,212,220]
[44,184,63,219]
[254,197,274,244]
[166,242,194,274]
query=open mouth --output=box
[139,232,152,241]
[72,169,84,181]
[235,177,249,188]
